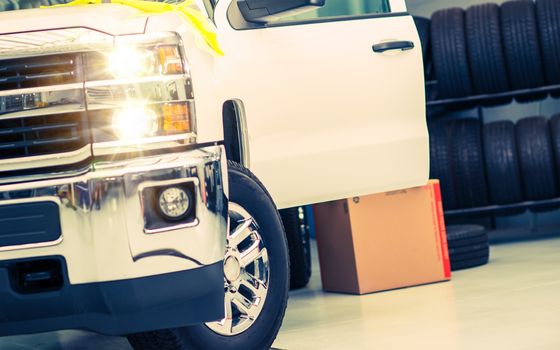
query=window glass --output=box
[202,0,215,18]
[0,0,191,12]
[282,0,390,22]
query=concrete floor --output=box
[2,237,560,350]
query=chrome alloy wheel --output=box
[206,202,270,336]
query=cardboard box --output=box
[314,180,451,295]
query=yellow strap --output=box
[42,0,223,56]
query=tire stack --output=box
[429,0,560,101]
[430,118,488,210]
[430,115,560,211]
[447,225,490,271]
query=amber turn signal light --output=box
[163,103,191,134]
[158,46,184,75]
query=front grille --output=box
[0,54,81,91]
[0,113,88,160]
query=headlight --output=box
[112,106,159,140]
[109,47,155,79]
[110,102,193,140]
[107,45,184,79]
[83,32,197,156]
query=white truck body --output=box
[163,0,429,208]
[0,1,428,208]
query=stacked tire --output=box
[429,121,457,209]
[465,4,509,95]
[449,119,489,208]
[447,225,490,271]
[430,118,488,209]
[536,0,560,86]
[430,0,560,101]
[431,8,473,99]
[430,115,560,211]
[516,117,558,200]
[483,121,523,205]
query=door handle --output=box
[372,41,415,53]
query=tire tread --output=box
[483,121,523,204]
[536,0,560,84]
[516,117,558,200]
[431,8,473,98]
[501,0,545,90]
[466,3,509,94]
[450,119,489,208]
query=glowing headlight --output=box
[108,102,193,142]
[108,47,155,79]
[85,32,196,154]
[107,45,184,79]
[112,107,159,140]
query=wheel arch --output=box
[222,99,250,169]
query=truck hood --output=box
[0,4,148,36]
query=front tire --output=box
[128,161,289,350]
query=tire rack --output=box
[426,81,560,220]
[427,82,560,108]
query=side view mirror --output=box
[237,0,325,23]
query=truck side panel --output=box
[214,3,429,208]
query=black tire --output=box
[536,0,560,85]
[128,161,289,350]
[429,121,457,210]
[414,16,431,76]
[452,255,490,271]
[483,121,523,204]
[465,3,509,94]
[549,114,560,180]
[280,207,312,290]
[446,224,486,242]
[446,225,489,271]
[449,243,489,256]
[451,246,490,262]
[516,117,558,200]
[448,234,488,250]
[431,8,473,98]
[450,119,489,208]
[501,0,546,90]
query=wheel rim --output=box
[206,202,270,336]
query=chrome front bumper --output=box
[0,145,228,285]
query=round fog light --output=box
[156,187,192,221]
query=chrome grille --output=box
[0,54,80,91]
[0,113,88,160]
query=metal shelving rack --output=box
[426,82,560,108]
[426,81,560,220]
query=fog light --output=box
[157,187,193,221]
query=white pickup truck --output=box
[0,0,428,349]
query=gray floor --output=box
[2,237,560,350]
